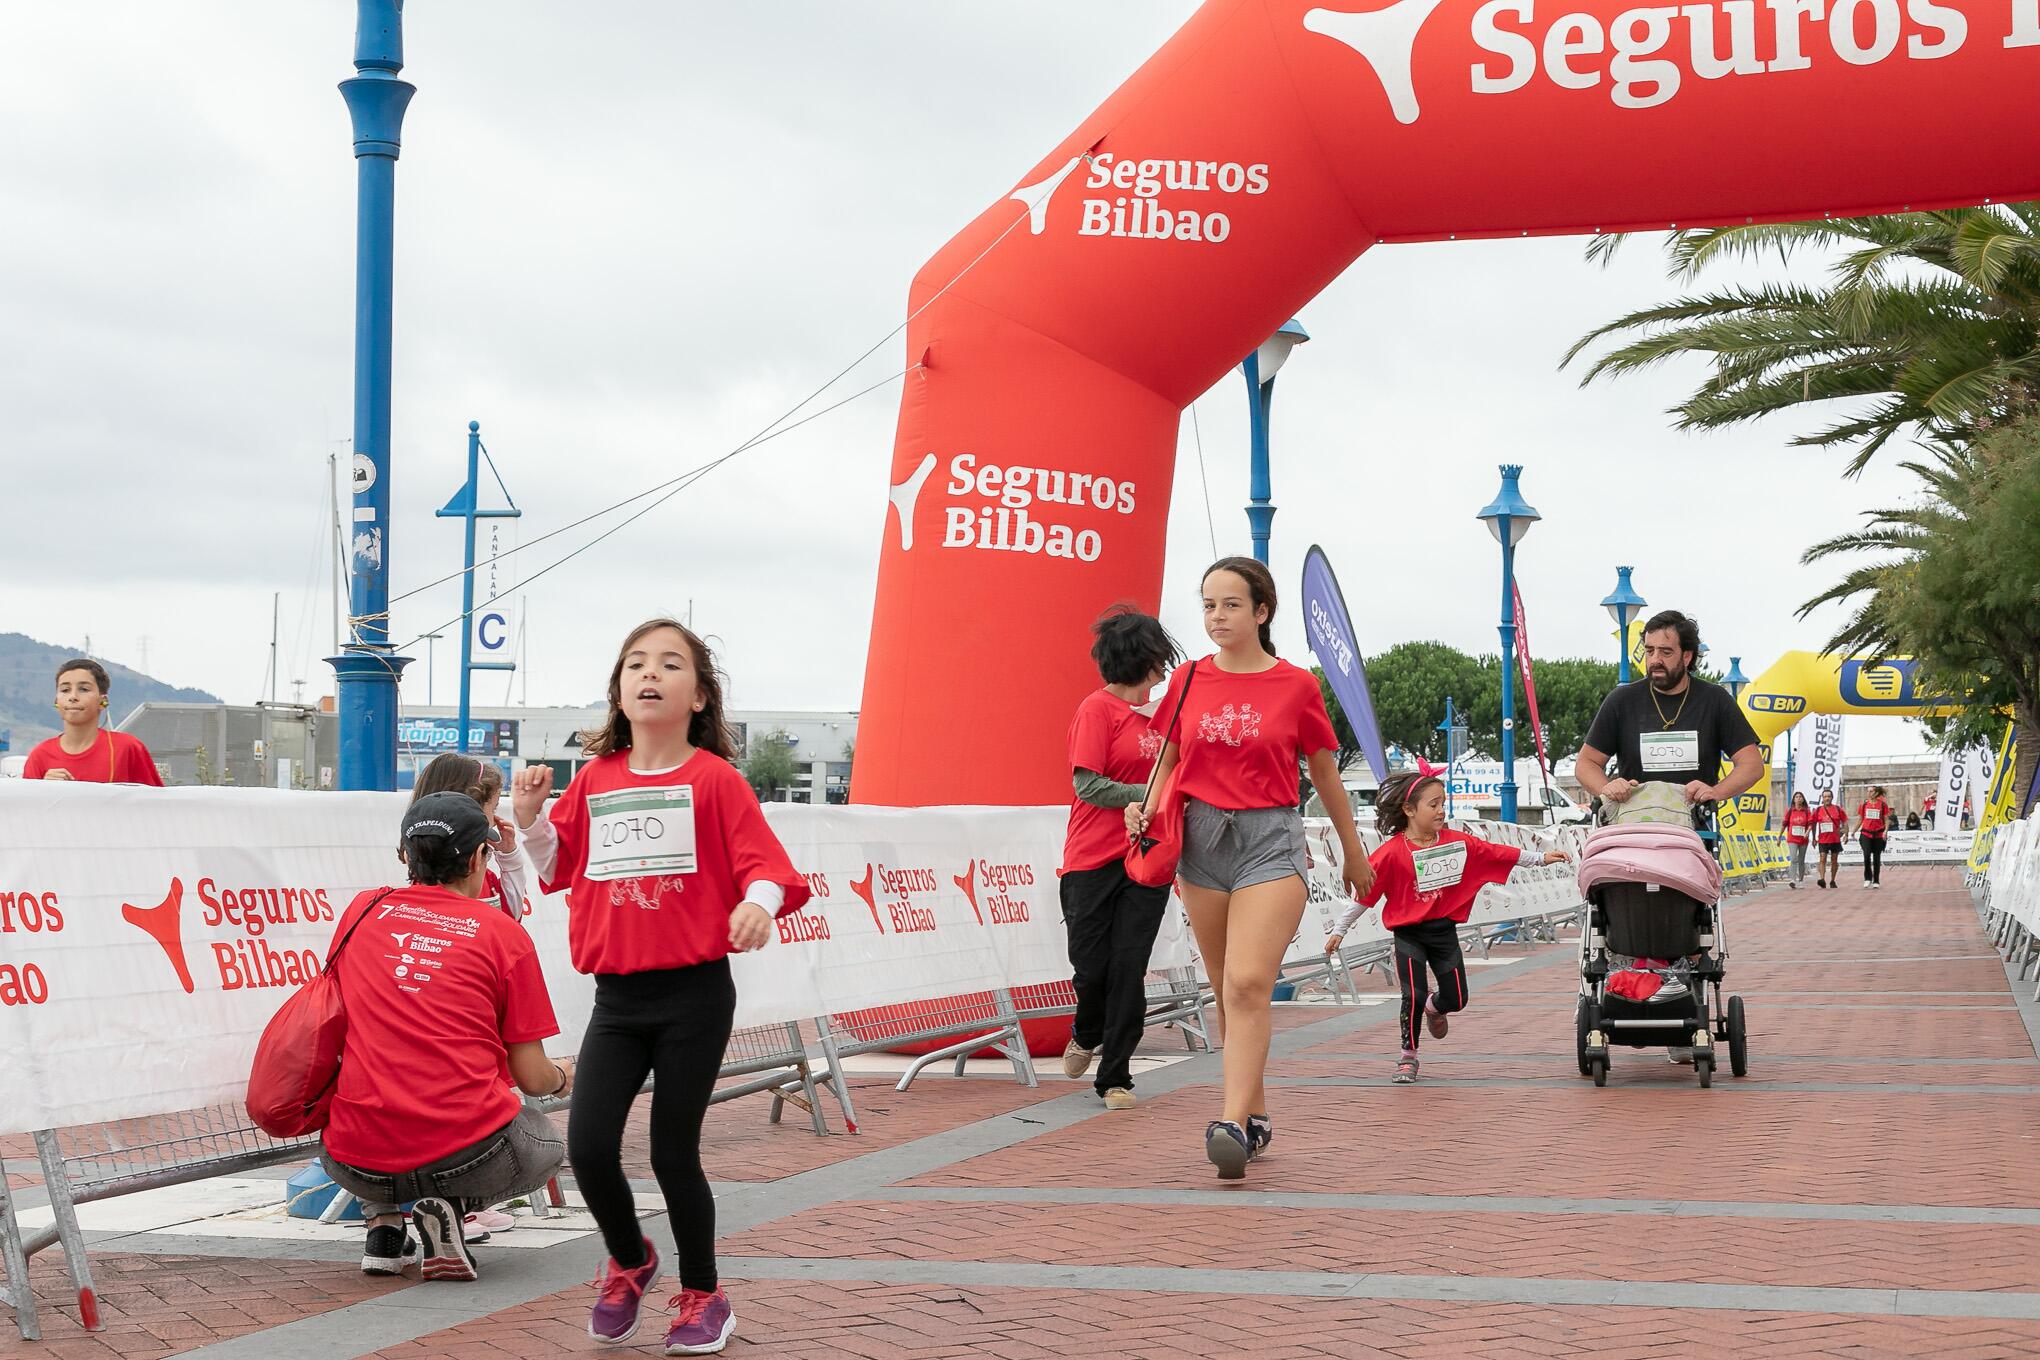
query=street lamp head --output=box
[1476,463,1540,546]
[1254,317,1311,384]
[1724,655,1749,702]
[1600,564,1646,627]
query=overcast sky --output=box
[0,2,1936,757]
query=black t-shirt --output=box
[1582,678,1761,789]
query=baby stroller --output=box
[1574,785,1749,1087]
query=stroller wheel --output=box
[1696,1055,1714,1088]
[1727,995,1748,1078]
[1576,1000,1599,1077]
[1591,1055,1609,1087]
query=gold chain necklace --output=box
[1647,683,1690,730]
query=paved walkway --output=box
[8,864,2039,1358]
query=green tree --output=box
[741,728,804,801]
[1567,207,2040,473]
[1800,424,2040,810]
[1363,642,1486,761]
[1517,656,1621,759]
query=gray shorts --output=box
[1179,800,1308,894]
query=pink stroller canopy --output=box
[1578,823,1723,905]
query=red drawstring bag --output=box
[1125,663,1196,888]
[246,888,392,1138]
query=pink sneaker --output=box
[465,1208,516,1234]
[664,1287,736,1355]
[589,1238,661,1343]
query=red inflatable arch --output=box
[853,0,2040,806]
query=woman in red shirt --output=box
[1059,608,1183,1111]
[1130,557,1373,1180]
[1781,791,1814,889]
[1812,789,1849,889]
[1324,772,1568,1082]
[23,658,162,785]
[513,619,808,1355]
[1857,784,1893,889]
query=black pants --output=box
[1060,862,1170,1093]
[568,959,734,1293]
[1393,919,1468,1053]
[1862,836,1886,883]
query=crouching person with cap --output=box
[320,792,576,1281]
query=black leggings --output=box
[1862,836,1886,883]
[1393,919,1468,1053]
[568,959,734,1292]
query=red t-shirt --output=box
[1062,688,1162,874]
[24,730,163,785]
[541,750,811,976]
[1362,829,1522,929]
[1857,800,1891,837]
[1782,808,1814,846]
[322,884,559,1170]
[1813,805,1848,844]
[1149,658,1338,811]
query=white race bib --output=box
[1411,841,1468,893]
[1639,730,1699,774]
[585,786,696,881]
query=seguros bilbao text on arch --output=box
[938,453,1137,563]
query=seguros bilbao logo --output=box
[889,451,1139,564]
[1306,0,1991,124]
[1010,151,1271,244]
[0,887,62,1007]
[849,863,940,935]
[778,871,834,944]
[122,876,337,994]
[953,859,1037,926]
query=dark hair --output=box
[1641,610,1700,664]
[1791,791,1809,810]
[1201,556,1277,655]
[1375,771,1443,837]
[1869,785,1886,800]
[1090,606,1182,686]
[581,618,737,760]
[404,834,480,887]
[55,658,110,695]
[411,753,485,804]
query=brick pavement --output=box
[13,866,2040,1359]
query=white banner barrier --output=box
[0,784,1191,1137]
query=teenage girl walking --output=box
[1857,785,1893,889]
[513,619,808,1355]
[1812,789,1848,889]
[1324,772,1569,1083]
[1129,557,1373,1180]
[1781,792,1813,890]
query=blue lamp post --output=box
[1240,318,1309,565]
[1476,465,1540,823]
[328,0,415,791]
[1723,656,1749,704]
[436,421,522,755]
[1601,566,1646,686]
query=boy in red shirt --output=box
[1811,789,1849,888]
[23,658,163,785]
[1325,771,1569,1083]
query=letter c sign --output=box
[473,608,511,658]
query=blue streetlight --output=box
[328,0,415,790]
[1601,566,1646,686]
[1476,465,1540,823]
[1435,697,1467,821]
[1240,318,1309,565]
[1723,656,1749,704]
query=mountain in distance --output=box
[0,632,221,753]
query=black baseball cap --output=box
[401,793,501,858]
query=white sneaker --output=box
[1666,1046,1695,1065]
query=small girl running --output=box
[412,754,527,920]
[1325,771,1569,1084]
[513,618,809,1356]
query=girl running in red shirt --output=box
[1781,791,1813,890]
[1129,557,1373,1180]
[1812,789,1848,889]
[513,619,808,1355]
[1857,785,1893,889]
[1325,772,1569,1083]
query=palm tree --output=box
[1796,429,2040,812]
[1565,206,2040,473]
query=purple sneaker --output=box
[589,1238,660,1343]
[664,1287,736,1355]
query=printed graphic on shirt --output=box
[585,786,696,880]
[1137,728,1164,762]
[374,904,483,995]
[1640,730,1699,774]
[608,876,683,911]
[1196,702,1263,747]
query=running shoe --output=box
[360,1223,418,1277]
[466,1207,516,1234]
[663,1287,736,1355]
[590,1238,662,1343]
[1666,1046,1695,1065]
[1061,1039,1096,1080]
[1393,1053,1420,1084]
[1102,1087,1137,1111]
[1650,979,1691,1004]
[1246,1113,1272,1159]
[1425,1003,1449,1040]
[1205,1120,1251,1180]
[411,1198,478,1282]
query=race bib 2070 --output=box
[585,786,696,881]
